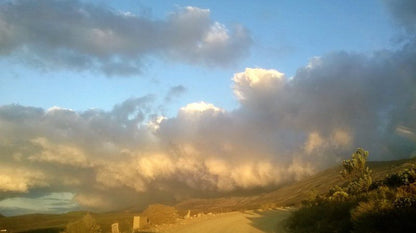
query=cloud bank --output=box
[1,42,416,212]
[0,0,251,75]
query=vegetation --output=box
[142,204,179,225]
[19,228,63,233]
[61,214,101,233]
[286,148,416,233]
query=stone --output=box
[184,209,191,219]
[132,216,140,231]
[111,223,120,233]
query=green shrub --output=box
[286,200,354,233]
[352,205,416,233]
[285,149,416,233]
[384,168,416,188]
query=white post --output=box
[111,223,120,233]
[132,216,141,231]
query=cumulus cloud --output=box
[1,44,416,213]
[232,68,286,103]
[1,39,416,211]
[0,0,251,75]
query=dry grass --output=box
[175,158,416,213]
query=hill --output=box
[1,158,415,232]
[0,211,140,233]
[175,158,416,214]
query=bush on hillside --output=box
[383,168,416,187]
[142,204,178,225]
[286,199,354,233]
[61,214,101,233]
[286,148,416,233]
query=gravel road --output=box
[163,209,290,233]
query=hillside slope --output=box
[175,159,416,213]
[0,211,140,233]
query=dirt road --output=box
[163,209,291,233]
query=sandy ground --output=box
[156,209,291,233]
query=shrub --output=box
[384,168,416,188]
[142,204,178,225]
[352,203,416,233]
[62,214,101,233]
[285,148,416,233]
[340,148,373,194]
[286,200,354,233]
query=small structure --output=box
[132,216,141,231]
[132,215,150,232]
[111,223,120,233]
[184,210,191,219]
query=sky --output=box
[0,0,415,216]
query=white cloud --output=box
[180,102,224,114]
[0,167,47,193]
[203,22,229,44]
[233,68,285,101]
[0,0,251,75]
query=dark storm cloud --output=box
[0,0,251,75]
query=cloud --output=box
[28,137,91,167]
[0,0,251,76]
[383,0,416,34]
[164,85,187,102]
[0,166,46,193]
[232,68,285,102]
[1,42,416,213]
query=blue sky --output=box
[0,0,398,115]
[1,0,416,216]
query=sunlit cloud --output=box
[1,39,415,212]
[0,0,251,76]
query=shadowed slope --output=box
[176,159,416,213]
